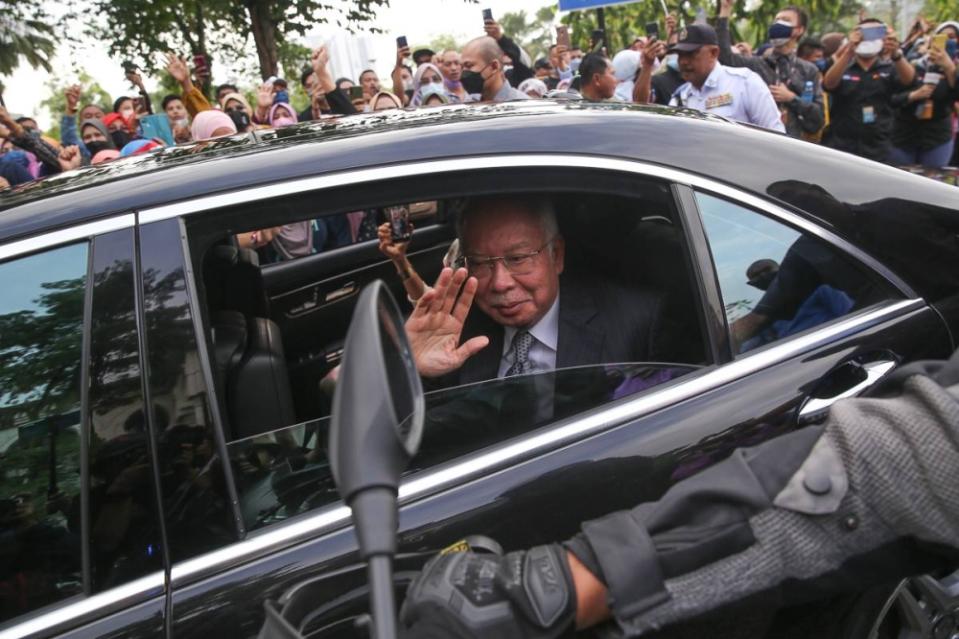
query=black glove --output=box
[399,544,576,639]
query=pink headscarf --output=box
[191,110,237,140]
[268,103,298,128]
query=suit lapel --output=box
[556,277,604,369]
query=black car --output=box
[1,101,957,639]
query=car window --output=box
[227,363,697,532]
[696,192,899,355]
[0,243,87,623]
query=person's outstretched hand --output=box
[405,267,488,377]
[58,145,82,172]
[377,221,411,261]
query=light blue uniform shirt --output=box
[669,62,786,133]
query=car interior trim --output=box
[168,298,922,588]
[136,155,916,298]
[0,214,135,262]
[0,572,164,639]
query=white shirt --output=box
[669,62,786,133]
[496,293,560,378]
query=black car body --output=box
[1,101,957,639]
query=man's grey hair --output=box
[463,36,505,65]
[456,195,560,255]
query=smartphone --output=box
[349,85,364,101]
[396,35,408,48]
[140,114,175,146]
[482,8,493,21]
[387,205,412,242]
[860,24,887,41]
[193,53,208,72]
[556,25,571,49]
[646,21,660,39]
[591,28,605,51]
[932,33,949,51]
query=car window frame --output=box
[144,154,925,593]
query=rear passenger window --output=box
[696,193,897,355]
[0,243,87,622]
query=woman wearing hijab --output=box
[370,91,404,111]
[220,92,256,132]
[190,110,237,140]
[79,119,116,159]
[268,103,298,128]
[410,63,458,106]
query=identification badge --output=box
[862,105,876,124]
[705,92,734,109]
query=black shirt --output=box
[650,67,684,106]
[892,65,959,151]
[824,58,910,162]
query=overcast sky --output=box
[4,0,554,130]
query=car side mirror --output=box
[329,280,424,639]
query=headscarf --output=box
[411,63,448,106]
[268,102,298,128]
[91,149,121,164]
[935,21,959,35]
[517,78,548,97]
[119,139,164,157]
[191,110,237,140]
[612,49,642,82]
[101,112,126,130]
[80,119,116,150]
[369,91,404,111]
[220,92,254,118]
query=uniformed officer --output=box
[667,24,786,132]
[821,19,916,162]
[400,347,959,638]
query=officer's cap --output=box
[669,24,719,52]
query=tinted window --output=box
[696,193,896,355]
[0,243,87,622]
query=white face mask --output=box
[420,81,444,97]
[856,39,883,58]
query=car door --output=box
[157,155,950,639]
[0,222,166,639]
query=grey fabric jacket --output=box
[566,350,959,636]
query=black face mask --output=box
[85,140,112,156]
[460,67,487,95]
[111,130,133,149]
[227,110,251,132]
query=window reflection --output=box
[0,243,87,622]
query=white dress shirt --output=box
[497,293,560,378]
[669,62,786,133]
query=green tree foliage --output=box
[500,7,557,61]
[38,71,114,139]
[428,34,462,55]
[68,0,390,86]
[0,0,56,76]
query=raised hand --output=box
[377,222,410,261]
[719,0,734,18]
[165,53,191,86]
[65,84,81,115]
[483,20,504,41]
[405,267,489,377]
[58,145,82,172]
[642,37,666,67]
[395,44,411,68]
[256,82,274,109]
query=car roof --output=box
[1,100,957,245]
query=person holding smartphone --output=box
[822,19,916,162]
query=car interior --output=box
[186,170,710,450]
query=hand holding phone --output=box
[387,205,412,242]
[349,85,364,101]
[860,24,887,41]
[556,25,571,49]
[483,8,493,21]
[646,21,660,39]
[397,35,408,49]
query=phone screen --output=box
[932,33,949,51]
[387,205,412,242]
[860,25,887,41]
[397,36,408,48]
[349,86,364,101]
[646,22,660,39]
[139,114,174,146]
[556,26,571,49]
[482,8,493,21]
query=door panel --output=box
[167,304,949,638]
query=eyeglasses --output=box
[463,238,554,279]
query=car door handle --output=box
[325,281,356,303]
[798,359,897,425]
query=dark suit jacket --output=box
[439,275,665,388]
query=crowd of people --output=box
[1,6,959,190]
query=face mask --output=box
[856,39,883,58]
[273,90,290,104]
[111,130,132,149]
[84,140,112,156]
[227,110,250,132]
[665,53,679,71]
[768,21,794,47]
[419,82,444,98]
[272,117,296,128]
[460,67,487,95]
[815,58,828,71]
